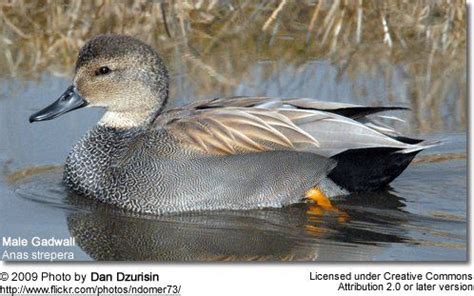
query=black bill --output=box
[29,85,88,123]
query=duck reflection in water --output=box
[65,189,408,261]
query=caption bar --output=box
[309,271,473,292]
[0,271,181,295]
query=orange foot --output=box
[305,188,333,209]
[304,188,349,223]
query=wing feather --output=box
[156,97,422,157]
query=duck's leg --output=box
[305,188,333,209]
[305,187,349,223]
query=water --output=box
[0,65,466,261]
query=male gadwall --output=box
[29,34,436,214]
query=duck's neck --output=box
[98,111,146,129]
[98,109,162,129]
[98,92,168,129]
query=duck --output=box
[29,34,436,215]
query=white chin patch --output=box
[98,111,145,128]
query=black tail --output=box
[318,106,409,119]
[328,147,419,192]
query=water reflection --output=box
[13,170,415,261]
[64,191,410,261]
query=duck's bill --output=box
[29,85,88,123]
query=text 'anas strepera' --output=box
[29,34,436,214]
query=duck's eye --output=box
[95,66,111,76]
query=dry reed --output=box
[0,0,466,133]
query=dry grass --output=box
[0,0,466,132]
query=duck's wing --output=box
[192,96,411,137]
[156,97,434,157]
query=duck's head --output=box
[29,34,169,128]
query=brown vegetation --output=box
[0,0,466,132]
